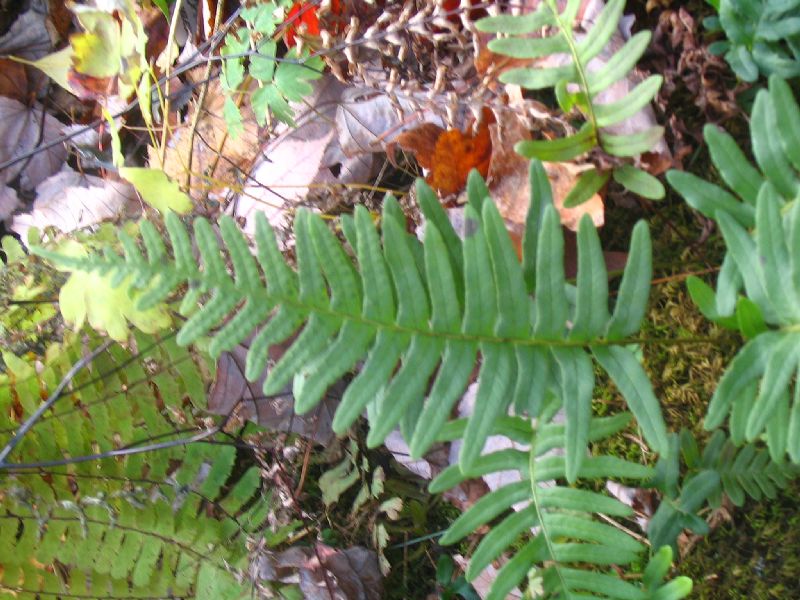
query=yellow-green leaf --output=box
[119,168,192,214]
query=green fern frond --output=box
[35,162,668,484]
[0,334,265,599]
[648,429,799,553]
[431,413,691,599]
[669,77,800,460]
[705,0,800,82]
[477,0,665,200]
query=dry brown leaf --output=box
[252,543,383,600]
[231,76,442,235]
[0,97,66,192]
[0,58,29,102]
[208,341,339,444]
[0,185,19,222]
[485,109,604,234]
[154,78,260,203]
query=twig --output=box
[0,338,114,466]
[157,0,186,167]
[185,0,227,193]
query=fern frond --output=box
[431,413,691,599]
[669,77,800,460]
[0,334,264,599]
[705,0,800,82]
[35,163,668,483]
[648,429,799,553]
[477,0,665,199]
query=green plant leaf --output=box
[612,165,665,200]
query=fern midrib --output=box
[232,286,719,350]
[528,437,570,594]
[548,0,599,143]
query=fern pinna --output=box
[669,76,800,464]
[0,333,267,599]
[34,160,693,598]
[477,0,666,202]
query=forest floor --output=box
[2,0,799,597]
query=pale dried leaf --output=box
[484,110,603,232]
[253,543,382,600]
[11,168,138,239]
[155,78,260,203]
[453,555,524,600]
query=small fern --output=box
[430,412,692,599]
[668,76,800,461]
[705,0,800,82]
[477,0,666,202]
[648,429,799,552]
[0,333,267,599]
[220,2,324,133]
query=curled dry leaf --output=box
[252,543,383,600]
[652,7,744,123]
[395,108,494,196]
[0,97,66,192]
[11,168,139,240]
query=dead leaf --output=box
[483,109,604,234]
[208,341,338,444]
[231,76,443,235]
[155,78,261,204]
[0,185,19,223]
[396,109,494,196]
[652,8,744,124]
[252,543,383,600]
[11,168,139,240]
[0,8,53,61]
[453,555,524,600]
[0,97,66,192]
[0,58,29,102]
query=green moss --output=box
[680,479,800,598]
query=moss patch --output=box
[680,479,800,598]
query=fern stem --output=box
[0,339,114,467]
[548,0,599,143]
[528,435,569,593]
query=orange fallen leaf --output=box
[396,109,494,196]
